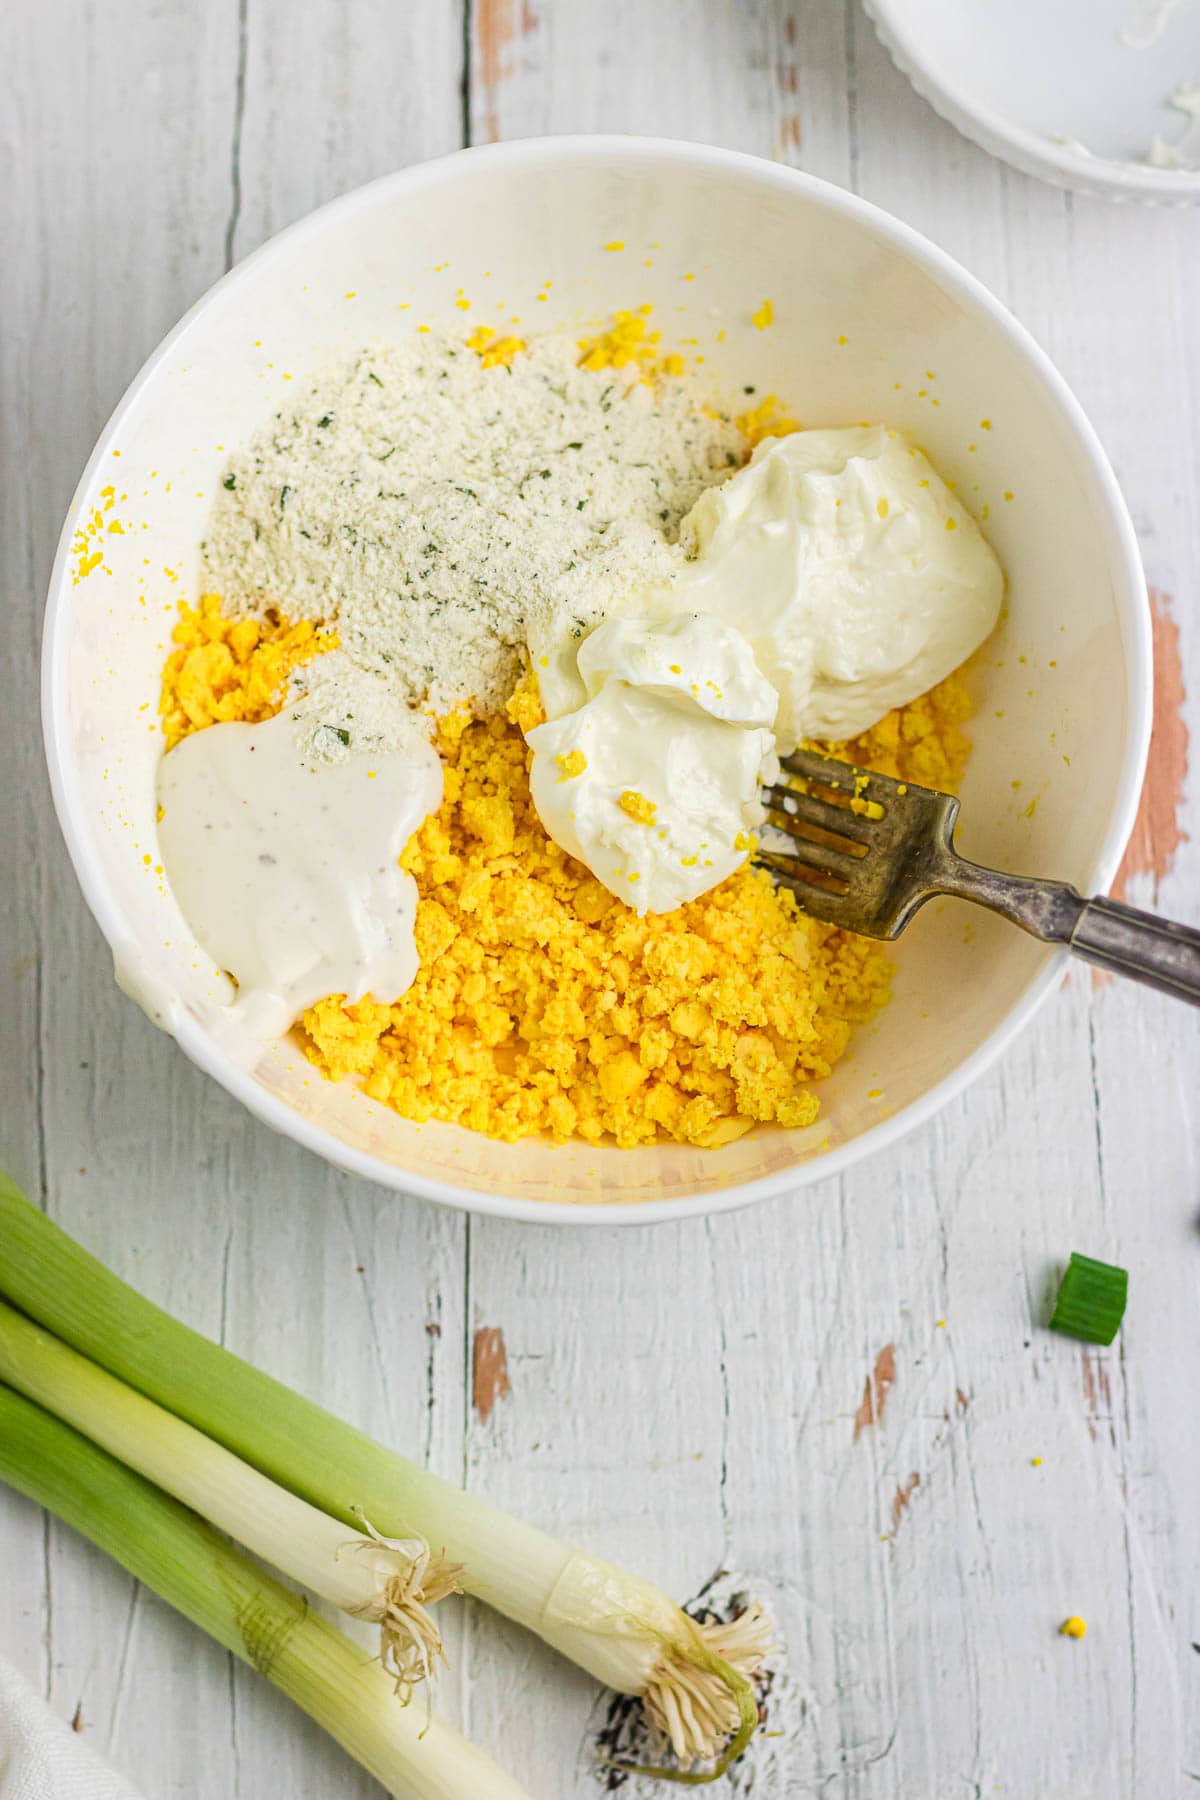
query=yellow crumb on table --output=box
[158,596,337,749]
[1059,1616,1087,1640]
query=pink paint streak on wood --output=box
[955,1387,970,1413]
[472,1326,512,1422]
[1081,1348,1112,1444]
[853,1343,896,1440]
[891,1471,921,1534]
[474,0,539,144]
[1112,588,1189,899]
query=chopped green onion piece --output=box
[0,1383,531,1799]
[1049,1252,1128,1345]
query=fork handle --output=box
[942,857,1200,1005]
[1066,895,1200,1003]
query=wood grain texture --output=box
[1,1,1197,1795]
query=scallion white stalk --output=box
[0,1174,770,1780]
[0,1299,457,1702]
[0,1382,532,1800]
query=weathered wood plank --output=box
[2,0,1198,1796]
[1,0,468,1794]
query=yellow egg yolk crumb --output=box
[736,393,801,447]
[577,309,681,377]
[465,324,527,370]
[619,789,657,824]
[159,595,337,750]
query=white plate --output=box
[866,0,1200,203]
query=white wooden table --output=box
[3,4,1198,1795]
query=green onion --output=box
[0,1174,767,1781]
[0,1299,458,1702]
[1049,1252,1128,1345]
[0,1382,532,1798]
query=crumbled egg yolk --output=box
[555,749,587,781]
[465,324,527,369]
[160,603,970,1149]
[736,393,800,447]
[159,595,337,750]
[294,673,969,1149]
[618,790,657,824]
[577,308,684,377]
[296,694,887,1147]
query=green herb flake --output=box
[222,474,237,491]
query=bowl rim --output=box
[41,133,1153,1227]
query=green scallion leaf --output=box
[1049,1252,1128,1345]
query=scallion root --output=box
[341,1518,463,1703]
[627,1604,777,1783]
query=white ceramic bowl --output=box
[42,138,1151,1224]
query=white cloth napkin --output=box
[0,1657,143,1800]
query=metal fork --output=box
[758,747,1200,1005]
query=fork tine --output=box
[778,745,880,791]
[755,858,859,924]
[759,818,864,878]
[760,784,875,845]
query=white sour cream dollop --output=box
[527,613,778,913]
[157,709,442,1039]
[527,425,1002,914]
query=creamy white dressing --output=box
[527,671,778,915]
[157,710,441,1040]
[676,426,1003,745]
[527,425,1002,915]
